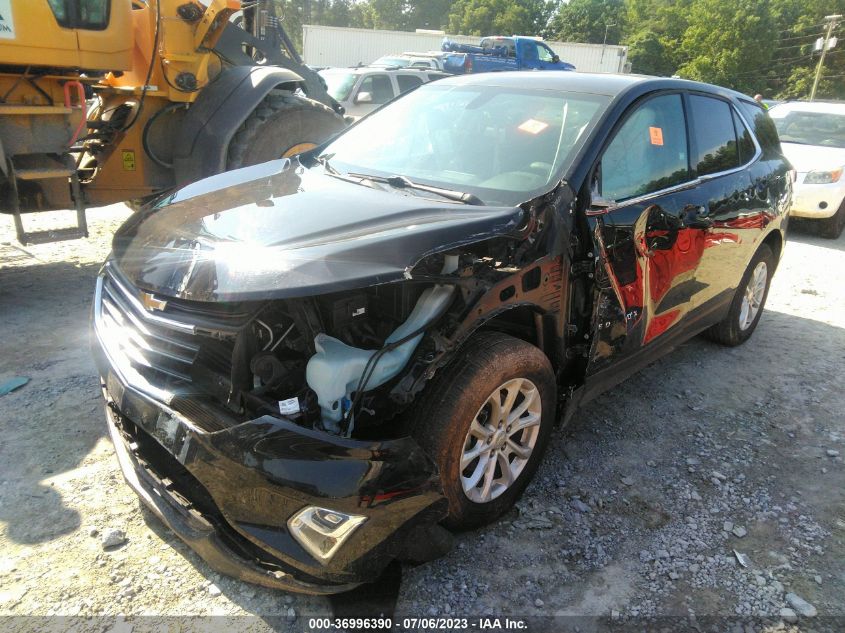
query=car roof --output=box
[430,71,751,101]
[321,66,438,75]
[769,100,845,115]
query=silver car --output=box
[319,67,448,119]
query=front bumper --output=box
[94,344,448,594]
[789,176,845,219]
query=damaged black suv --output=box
[92,72,791,593]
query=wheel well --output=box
[478,305,549,356]
[761,230,783,268]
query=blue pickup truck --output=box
[441,36,576,74]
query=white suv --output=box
[319,67,448,120]
[769,101,845,238]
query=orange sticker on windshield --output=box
[518,119,549,135]
[649,126,664,146]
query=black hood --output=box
[111,160,526,302]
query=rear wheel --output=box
[819,200,845,239]
[410,331,556,530]
[703,244,775,346]
[227,90,345,169]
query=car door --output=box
[350,73,396,118]
[518,39,541,70]
[584,92,708,381]
[676,93,764,313]
[536,42,559,70]
[395,73,424,96]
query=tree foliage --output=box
[447,0,555,37]
[274,0,845,100]
[547,0,625,45]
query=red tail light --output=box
[465,56,473,72]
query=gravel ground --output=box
[0,208,843,632]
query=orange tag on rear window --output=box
[649,127,664,146]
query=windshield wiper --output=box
[347,173,485,206]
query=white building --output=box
[302,25,629,74]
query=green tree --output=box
[676,0,776,94]
[548,0,625,44]
[622,0,691,74]
[448,0,555,36]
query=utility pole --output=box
[810,14,842,101]
[600,23,616,66]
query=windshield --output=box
[319,71,358,102]
[769,108,845,148]
[321,83,609,206]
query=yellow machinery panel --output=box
[0,1,133,71]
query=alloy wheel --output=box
[738,261,768,330]
[460,378,542,503]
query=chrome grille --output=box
[95,266,203,401]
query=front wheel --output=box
[227,90,346,169]
[410,331,556,530]
[819,200,845,239]
[703,244,775,346]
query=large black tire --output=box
[227,90,346,169]
[703,244,775,347]
[409,331,557,530]
[819,200,845,239]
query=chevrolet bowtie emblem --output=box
[141,292,168,312]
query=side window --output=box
[738,100,782,159]
[688,95,740,176]
[359,75,394,104]
[48,0,110,29]
[397,74,423,94]
[600,94,689,201]
[732,109,756,164]
[538,43,555,63]
[522,41,539,61]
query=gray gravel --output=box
[1,208,844,630]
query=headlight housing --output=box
[288,506,366,563]
[804,167,843,184]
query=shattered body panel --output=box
[112,160,525,302]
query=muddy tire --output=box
[227,90,346,169]
[410,331,556,530]
[819,200,845,239]
[125,195,158,213]
[703,244,775,347]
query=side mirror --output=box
[355,91,373,104]
[552,54,560,63]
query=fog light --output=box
[288,506,366,563]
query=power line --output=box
[730,54,814,78]
[778,21,829,35]
[777,32,821,43]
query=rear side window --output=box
[600,93,690,201]
[397,75,423,94]
[733,109,756,164]
[359,75,394,104]
[688,95,740,176]
[738,100,782,159]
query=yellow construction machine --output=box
[0,0,345,244]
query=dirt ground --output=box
[0,207,843,632]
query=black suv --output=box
[92,72,791,593]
